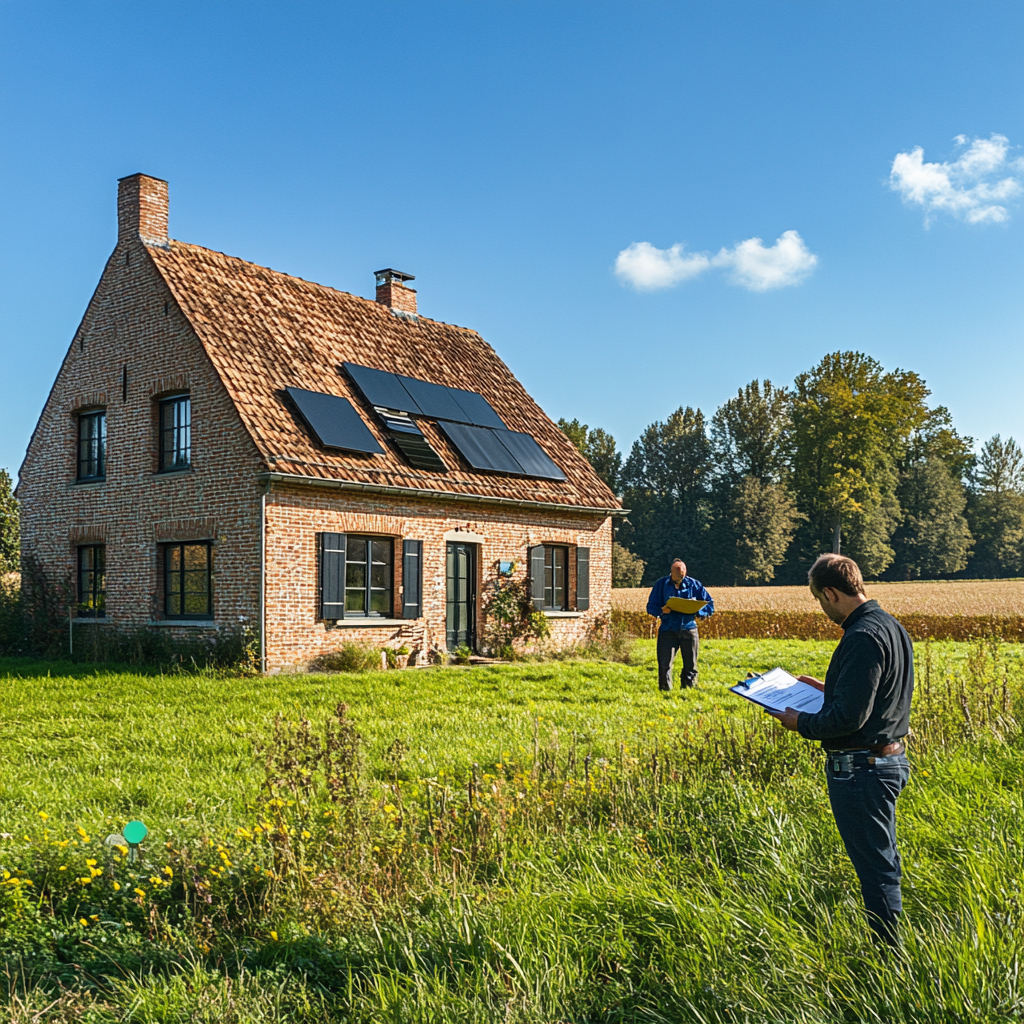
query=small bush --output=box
[314,642,382,673]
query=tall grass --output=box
[1,639,1023,1022]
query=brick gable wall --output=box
[18,234,265,636]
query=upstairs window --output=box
[345,536,393,617]
[77,545,106,618]
[164,541,212,619]
[159,395,191,471]
[77,410,106,481]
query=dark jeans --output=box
[656,628,698,690]
[826,752,911,947]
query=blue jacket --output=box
[646,575,714,632]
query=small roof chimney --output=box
[118,173,169,247]
[374,268,417,316]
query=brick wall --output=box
[18,221,264,640]
[263,482,612,672]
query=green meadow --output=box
[1,638,1023,1023]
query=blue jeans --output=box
[825,752,910,946]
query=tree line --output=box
[560,350,1024,587]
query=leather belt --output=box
[828,740,905,757]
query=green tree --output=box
[889,457,973,579]
[710,380,792,484]
[0,469,19,575]
[707,380,800,583]
[611,541,646,588]
[557,418,622,492]
[967,435,1024,578]
[790,352,931,577]
[620,407,712,583]
[718,476,805,584]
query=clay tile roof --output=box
[145,241,621,512]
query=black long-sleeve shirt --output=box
[797,599,913,751]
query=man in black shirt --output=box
[769,553,913,949]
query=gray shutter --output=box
[528,545,546,610]
[402,539,423,619]
[319,532,346,619]
[575,547,590,611]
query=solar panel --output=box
[397,375,468,422]
[438,422,525,475]
[285,387,384,454]
[494,430,567,481]
[343,363,419,413]
[447,387,506,429]
[378,412,447,471]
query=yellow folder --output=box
[665,597,707,614]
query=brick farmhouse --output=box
[18,175,621,672]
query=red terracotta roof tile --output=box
[146,241,621,511]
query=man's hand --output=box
[662,605,672,615]
[767,707,800,731]
[797,674,825,692]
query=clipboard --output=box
[665,596,707,614]
[730,667,824,714]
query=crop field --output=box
[1,639,1024,1023]
[612,578,1024,616]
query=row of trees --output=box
[561,351,1024,586]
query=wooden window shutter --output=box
[319,532,346,619]
[402,540,423,619]
[528,545,546,610]
[576,547,590,611]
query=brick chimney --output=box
[118,173,169,247]
[374,268,417,315]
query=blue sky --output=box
[2,1,1022,478]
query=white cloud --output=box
[712,230,818,291]
[615,231,817,292]
[889,134,1023,225]
[613,242,711,291]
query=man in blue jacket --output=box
[646,558,714,691]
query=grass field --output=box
[2,639,1024,1023]
[612,578,1024,616]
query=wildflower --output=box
[38,812,48,821]
[85,858,97,866]
[301,830,311,839]
[163,866,173,878]
[113,881,121,891]
[77,877,92,885]
[76,828,90,841]
[79,918,88,927]
[270,930,278,941]
[58,865,67,871]
[134,887,146,898]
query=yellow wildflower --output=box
[38,812,48,821]
[113,881,121,891]
[163,866,173,878]
[134,887,146,898]
[76,828,90,841]
[270,930,278,941]
[79,918,88,927]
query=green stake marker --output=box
[123,819,148,863]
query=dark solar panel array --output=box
[285,387,384,454]
[438,422,567,481]
[342,362,505,429]
[343,363,417,413]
